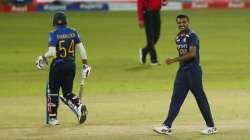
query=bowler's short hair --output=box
[176,14,190,22]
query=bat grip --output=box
[80,78,85,86]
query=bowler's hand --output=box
[165,58,175,65]
[139,21,144,28]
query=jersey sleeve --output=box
[48,32,57,47]
[74,31,82,44]
[189,33,199,47]
[137,0,144,22]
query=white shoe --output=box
[151,62,160,66]
[48,118,60,126]
[200,127,218,135]
[153,125,172,135]
[77,104,87,124]
[76,104,83,118]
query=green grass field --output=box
[0,9,250,140]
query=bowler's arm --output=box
[165,46,196,65]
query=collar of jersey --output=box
[178,28,191,36]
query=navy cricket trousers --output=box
[46,58,76,122]
[163,66,215,128]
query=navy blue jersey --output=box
[48,26,81,60]
[176,28,200,69]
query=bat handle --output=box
[80,79,85,86]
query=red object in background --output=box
[182,2,192,9]
[0,5,36,12]
[245,0,250,8]
[182,0,250,9]
[2,5,11,12]
[27,5,36,11]
[208,0,229,8]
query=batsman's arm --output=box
[76,42,88,65]
[44,46,56,59]
[36,46,56,69]
[76,42,91,79]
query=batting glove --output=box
[36,55,48,70]
[81,64,91,79]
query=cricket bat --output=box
[79,78,84,101]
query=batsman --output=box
[35,12,91,125]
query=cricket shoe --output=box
[200,127,218,135]
[153,124,172,135]
[77,104,88,124]
[139,48,146,64]
[47,118,60,126]
[151,62,160,66]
